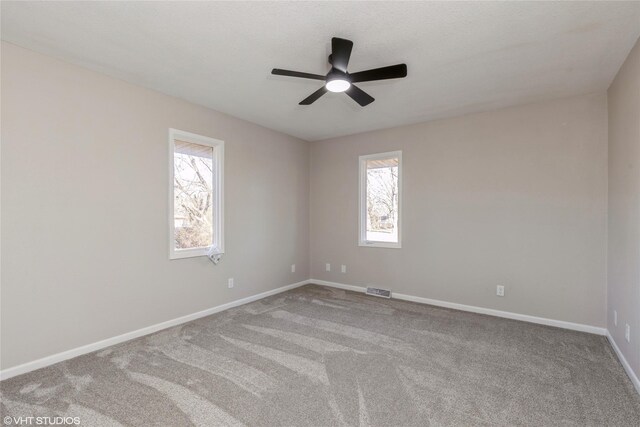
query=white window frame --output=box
[358,150,402,249]
[169,128,224,260]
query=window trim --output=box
[169,128,224,260]
[358,150,402,249]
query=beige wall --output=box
[0,43,310,370]
[607,37,640,378]
[0,41,619,373]
[311,93,608,327]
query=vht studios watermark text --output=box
[3,416,80,425]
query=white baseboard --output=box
[0,279,311,381]
[4,278,627,389]
[606,330,640,394]
[312,279,607,335]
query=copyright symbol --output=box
[3,416,11,425]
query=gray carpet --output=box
[1,284,639,426]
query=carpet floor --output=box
[1,284,639,426]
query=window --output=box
[169,129,224,259]
[359,151,402,248]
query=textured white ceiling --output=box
[2,1,639,141]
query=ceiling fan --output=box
[271,37,407,107]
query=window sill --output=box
[170,247,213,260]
[358,241,402,249]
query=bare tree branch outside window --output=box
[173,142,214,249]
[366,160,398,242]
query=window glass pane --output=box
[173,140,214,250]
[366,157,399,243]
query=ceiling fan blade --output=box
[331,37,354,72]
[272,68,325,80]
[345,84,374,107]
[350,64,407,83]
[299,86,328,105]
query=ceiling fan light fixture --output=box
[325,78,351,93]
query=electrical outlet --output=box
[341,265,347,273]
[614,310,618,326]
[228,278,234,289]
[496,285,505,297]
[291,264,296,273]
[625,324,631,342]
[326,263,331,272]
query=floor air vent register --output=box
[366,287,391,298]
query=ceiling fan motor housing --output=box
[326,69,350,83]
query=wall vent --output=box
[366,287,391,298]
